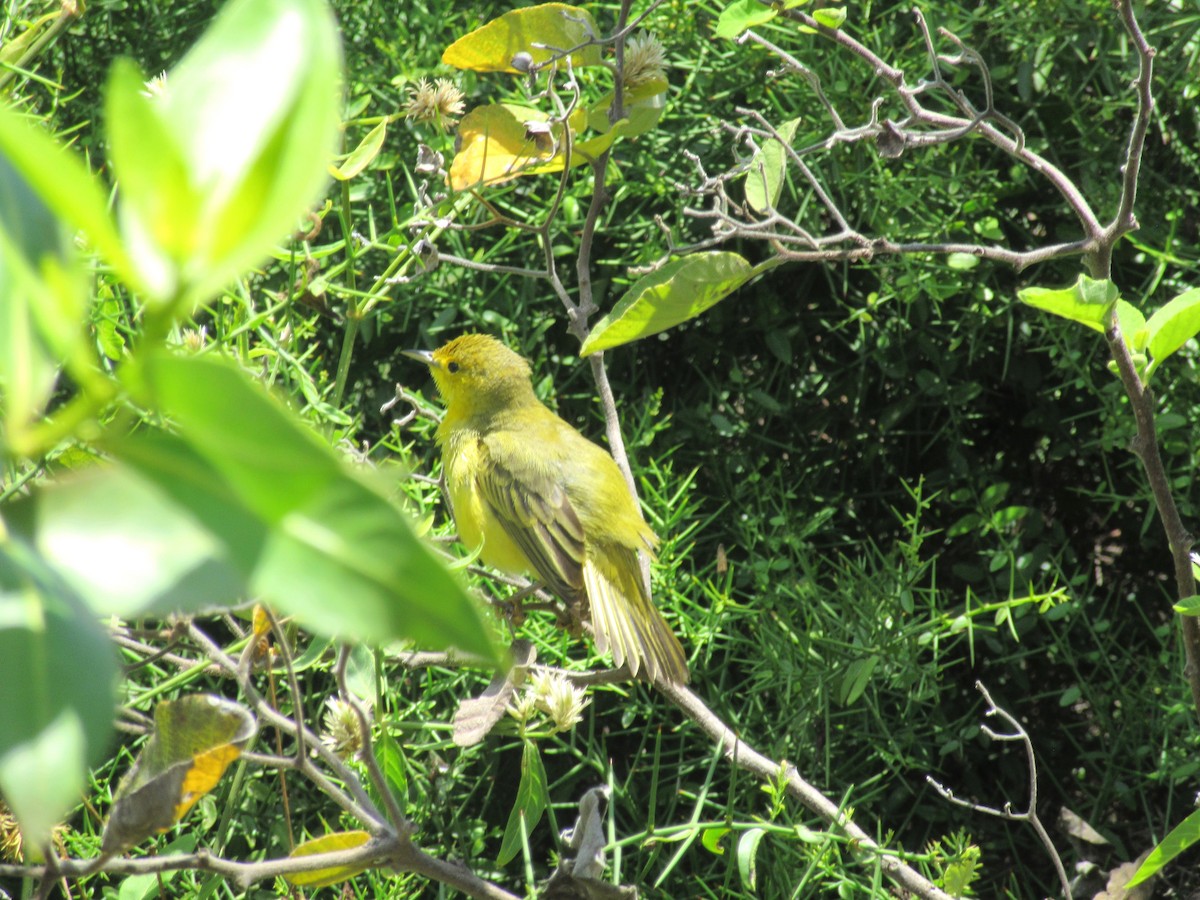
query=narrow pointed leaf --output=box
[745,118,799,213]
[331,119,387,181]
[497,741,549,865]
[1125,806,1200,888]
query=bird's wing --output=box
[475,441,586,598]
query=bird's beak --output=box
[402,348,437,368]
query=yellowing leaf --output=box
[101,695,256,855]
[449,104,561,191]
[443,3,602,73]
[286,830,372,887]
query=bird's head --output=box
[404,333,534,413]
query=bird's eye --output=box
[447,361,460,374]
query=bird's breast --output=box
[443,431,535,575]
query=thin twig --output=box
[925,681,1071,898]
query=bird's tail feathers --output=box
[583,549,689,685]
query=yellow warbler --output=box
[405,334,689,685]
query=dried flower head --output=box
[404,77,466,132]
[622,32,667,89]
[321,696,367,759]
[536,673,590,733]
[508,689,538,724]
[181,326,208,353]
[0,803,22,863]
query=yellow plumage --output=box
[405,334,689,685]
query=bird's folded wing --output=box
[476,445,586,598]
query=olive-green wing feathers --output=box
[475,449,586,600]
[475,437,689,684]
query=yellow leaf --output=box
[443,3,602,73]
[286,830,373,887]
[449,104,562,191]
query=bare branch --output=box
[925,681,1070,898]
[659,679,954,900]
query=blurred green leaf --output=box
[0,538,117,850]
[581,252,759,355]
[0,104,131,282]
[0,152,74,448]
[105,58,204,302]
[134,354,498,659]
[714,0,777,40]
[105,0,343,308]
[443,3,602,73]
[30,458,245,619]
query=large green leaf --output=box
[31,457,246,618]
[1017,274,1118,333]
[0,538,117,850]
[581,252,759,356]
[105,58,203,302]
[1146,286,1200,374]
[443,3,602,73]
[129,354,499,659]
[0,152,73,450]
[105,0,342,309]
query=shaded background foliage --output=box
[12,0,1200,895]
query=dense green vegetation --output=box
[2,0,1199,897]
